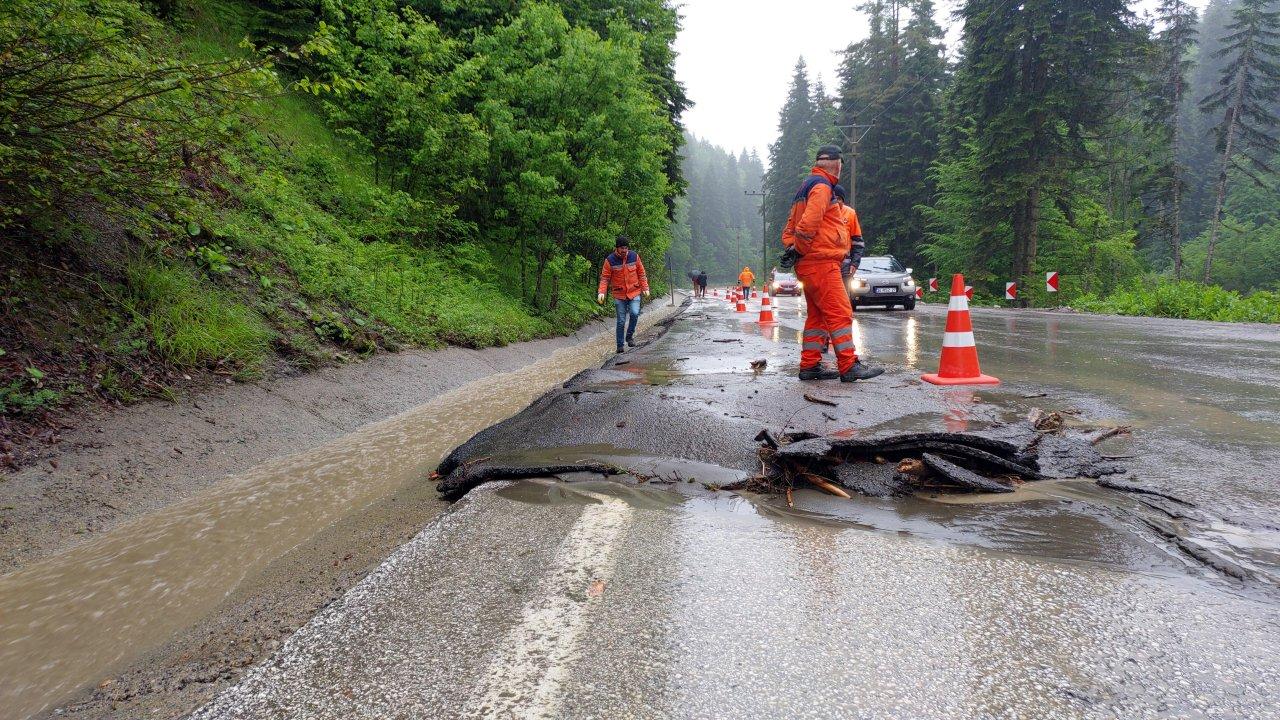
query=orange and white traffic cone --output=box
[758,290,777,324]
[921,274,1000,386]
[735,292,747,312]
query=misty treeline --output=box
[753,0,1280,310]
[666,135,766,284]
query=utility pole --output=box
[835,124,872,207]
[744,189,766,272]
[721,224,743,277]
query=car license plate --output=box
[873,286,897,294]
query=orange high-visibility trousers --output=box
[797,261,857,374]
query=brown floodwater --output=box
[0,311,673,720]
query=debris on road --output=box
[750,359,767,371]
[745,420,1126,498]
[802,394,838,407]
[435,462,625,501]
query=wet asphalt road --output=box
[194,293,1280,719]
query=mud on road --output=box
[7,300,687,720]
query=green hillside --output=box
[0,0,684,436]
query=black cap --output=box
[816,145,842,161]
[615,234,630,248]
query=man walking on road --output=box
[598,235,650,353]
[697,270,708,298]
[780,145,883,382]
[738,266,755,299]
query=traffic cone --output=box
[921,274,1000,386]
[735,293,747,312]
[758,290,777,324]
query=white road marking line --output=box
[465,492,633,719]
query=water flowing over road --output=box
[189,293,1280,720]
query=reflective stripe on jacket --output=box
[782,167,849,265]
[598,250,649,300]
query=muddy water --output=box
[759,298,1280,582]
[0,311,675,720]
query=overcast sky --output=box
[672,0,1205,163]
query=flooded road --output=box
[1,306,681,720]
[194,480,1280,720]
[189,292,1280,719]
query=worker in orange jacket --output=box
[780,145,883,382]
[738,267,755,299]
[597,234,650,354]
[833,184,866,279]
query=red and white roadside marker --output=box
[928,277,939,292]
[1005,282,1017,301]
[964,285,974,301]
[915,287,924,300]
[1046,271,1060,293]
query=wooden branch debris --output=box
[803,394,838,407]
[801,472,852,499]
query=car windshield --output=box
[858,257,904,273]
[773,272,796,283]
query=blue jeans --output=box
[615,296,641,349]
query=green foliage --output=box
[1076,278,1280,323]
[0,0,277,232]
[948,0,1142,283]
[836,0,947,267]
[125,261,273,370]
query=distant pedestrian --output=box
[738,266,755,299]
[597,234,650,353]
[697,270,708,297]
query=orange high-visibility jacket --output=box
[782,167,849,264]
[739,268,755,286]
[598,249,649,300]
[841,203,862,240]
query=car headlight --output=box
[796,281,803,290]
[905,278,915,287]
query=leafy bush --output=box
[1075,278,1280,323]
[126,262,273,369]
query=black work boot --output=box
[617,345,625,354]
[626,336,636,347]
[798,366,840,381]
[840,360,885,382]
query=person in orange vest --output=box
[597,234,650,354]
[833,184,866,279]
[780,145,883,382]
[738,266,755,299]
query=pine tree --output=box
[949,0,1140,299]
[1198,0,1280,282]
[763,59,819,266]
[1148,0,1199,277]
[836,0,946,264]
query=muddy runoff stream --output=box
[0,304,680,720]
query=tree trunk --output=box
[1170,44,1185,279]
[533,251,548,309]
[1011,185,1039,308]
[1205,58,1249,284]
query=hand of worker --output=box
[643,290,650,298]
[779,246,800,270]
[597,293,605,304]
